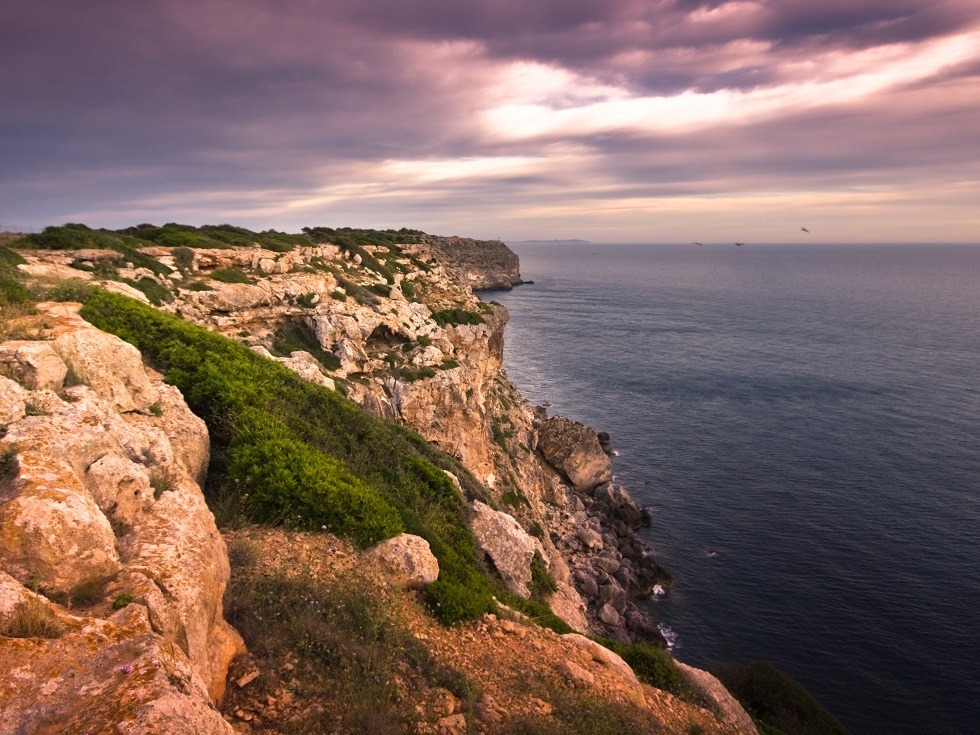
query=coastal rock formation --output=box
[422,235,521,290]
[12,234,665,644]
[0,303,242,732]
[537,415,613,492]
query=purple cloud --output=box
[1,0,978,240]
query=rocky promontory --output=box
[0,224,759,735]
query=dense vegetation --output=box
[79,290,562,627]
[15,222,426,254]
[714,662,854,735]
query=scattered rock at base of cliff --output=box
[537,415,613,493]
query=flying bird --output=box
[692,241,703,246]
[734,242,745,246]
[801,227,810,233]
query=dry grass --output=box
[2,597,65,639]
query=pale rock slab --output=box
[369,534,440,588]
[48,306,156,413]
[0,602,234,735]
[0,341,68,391]
[0,450,122,595]
[470,500,540,597]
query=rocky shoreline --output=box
[0,225,764,735]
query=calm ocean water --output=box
[488,243,980,735]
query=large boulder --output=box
[537,416,612,493]
[0,303,243,715]
[368,534,439,588]
[470,501,540,597]
[0,450,122,595]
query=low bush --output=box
[43,279,98,303]
[80,291,531,624]
[529,551,558,598]
[270,321,340,371]
[431,308,486,327]
[127,277,172,306]
[714,662,853,735]
[209,267,254,284]
[602,639,687,697]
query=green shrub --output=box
[330,290,347,302]
[17,223,119,250]
[184,280,214,292]
[227,410,401,546]
[296,292,317,309]
[128,277,172,306]
[602,640,687,697]
[172,246,195,270]
[209,267,254,284]
[529,551,558,598]
[714,662,853,735]
[270,321,340,371]
[0,247,26,267]
[431,308,486,327]
[80,291,532,624]
[44,279,98,303]
[112,591,135,610]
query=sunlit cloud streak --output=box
[1,0,978,241]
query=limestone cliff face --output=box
[14,235,663,642]
[422,235,522,290]
[0,303,241,734]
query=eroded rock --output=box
[369,534,439,588]
[537,416,612,493]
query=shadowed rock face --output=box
[424,236,521,290]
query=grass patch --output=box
[112,591,135,610]
[529,551,558,599]
[81,291,518,622]
[1,597,64,639]
[209,267,254,284]
[270,321,340,371]
[126,277,172,306]
[225,546,481,733]
[714,662,854,735]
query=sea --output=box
[486,242,980,735]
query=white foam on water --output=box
[658,623,679,650]
[652,584,666,598]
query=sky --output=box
[2,0,979,242]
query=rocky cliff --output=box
[0,226,758,735]
[423,235,522,290]
[0,302,242,734]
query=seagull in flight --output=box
[734,242,745,246]
[801,227,810,233]
[692,241,703,246]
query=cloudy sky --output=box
[2,0,978,242]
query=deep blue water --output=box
[488,243,980,735]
